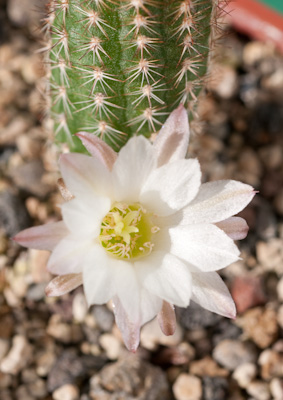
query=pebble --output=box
[237,308,278,349]
[230,276,266,313]
[270,378,283,400]
[177,301,221,330]
[243,41,274,66]
[259,145,283,170]
[36,351,57,377]
[246,380,271,400]
[140,318,183,351]
[0,339,10,363]
[0,335,32,375]
[274,189,283,216]
[189,356,228,377]
[278,305,283,329]
[155,342,196,366]
[90,355,170,400]
[232,363,257,388]
[72,292,88,323]
[256,239,283,275]
[92,305,114,332]
[173,373,202,400]
[27,378,48,398]
[47,349,86,392]
[207,64,238,99]
[258,349,283,380]
[47,314,84,344]
[0,189,30,236]
[277,277,283,302]
[99,333,121,360]
[202,377,229,400]
[53,384,80,400]
[10,159,51,198]
[212,339,257,371]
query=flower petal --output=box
[216,217,249,240]
[179,180,255,225]
[61,195,111,237]
[136,252,192,307]
[59,153,112,200]
[83,245,115,306]
[76,132,117,171]
[112,135,157,203]
[47,234,93,275]
[112,290,162,352]
[13,221,69,251]
[169,224,240,271]
[140,159,201,215]
[112,295,141,353]
[45,273,83,297]
[191,271,236,318]
[140,288,163,326]
[153,104,190,167]
[113,260,141,323]
[57,178,74,201]
[157,301,176,336]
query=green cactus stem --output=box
[44,0,217,152]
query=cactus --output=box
[44,0,218,152]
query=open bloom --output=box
[14,105,255,351]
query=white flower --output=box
[14,105,255,351]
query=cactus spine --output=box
[44,0,216,152]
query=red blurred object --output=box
[231,276,267,313]
[226,0,283,52]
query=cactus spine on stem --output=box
[44,0,219,152]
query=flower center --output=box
[99,203,159,260]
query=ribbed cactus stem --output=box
[44,0,216,152]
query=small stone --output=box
[246,380,271,400]
[237,308,278,348]
[99,333,121,360]
[10,160,51,198]
[258,349,283,380]
[15,385,35,400]
[92,305,114,332]
[177,301,221,330]
[256,239,283,275]
[202,377,229,400]
[189,356,228,378]
[0,335,32,374]
[274,189,283,216]
[90,355,170,399]
[230,276,266,313]
[277,277,283,302]
[36,351,57,377]
[0,189,30,236]
[72,292,88,323]
[155,342,196,366]
[212,340,257,371]
[0,339,9,363]
[140,318,183,350]
[278,305,283,329]
[53,384,80,400]
[243,41,274,66]
[27,378,48,398]
[47,349,85,392]
[173,373,202,400]
[207,65,238,99]
[256,200,277,240]
[270,378,283,400]
[47,314,84,344]
[259,145,283,170]
[232,363,257,388]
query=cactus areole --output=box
[47,0,213,152]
